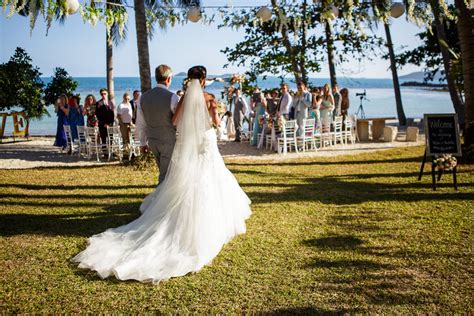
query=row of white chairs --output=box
[259,115,357,154]
[63,125,141,162]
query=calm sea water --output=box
[3,76,454,136]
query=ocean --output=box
[2,76,454,136]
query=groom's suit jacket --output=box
[140,85,178,183]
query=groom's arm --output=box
[171,97,185,126]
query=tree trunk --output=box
[455,0,474,146]
[384,22,406,126]
[271,0,302,84]
[325,20,337,88]
[299,0,308,86]
[106,29,115,101]
[432,1,464,125]
[134,0,151,93]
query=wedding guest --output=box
[224,111,236,140]
[332,84,342,119]
[117,92,133,149]
[84,94,98,127]
[277,83,292,120]
[233,88,248,142]
[68,95,85,141]
[96,88,115,146]
[53,94,69,150]
[340,88,350,122]
[176,90,184,98]
[292,81,312,136]
[320,83,335,132]
[250,88,267,146]
[310,94,323,129]
[130,90,141,124]
[266,90,279,116]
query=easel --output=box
[418,149,458,191]
[419,113,461,191]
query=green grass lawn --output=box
[1,146,473,313]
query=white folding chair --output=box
[86,127,101,161]
[343,117,356,145]
[332,116,344,145]
[129,126,141,160]
[277,120,298,154]
[297,118,316,151]
[76,126,88,157]
[106,126,123,162]
[63,125,76,155]
[320,120,333,148]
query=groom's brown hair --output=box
[155,64,172,83]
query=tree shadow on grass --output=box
[245,175,473,205]
[0,183,155,191]
[0,202,142,237]
[226,155,424,167]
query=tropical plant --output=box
[0,47,46,119]
[394,5,464,125]
[43,67,78,106]
[220,0,383,90]
[133,0,200,93]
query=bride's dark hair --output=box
[187,65,207,80]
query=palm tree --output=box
[133,0,200,93]
[324,19,337,88]
[455,0,474,146]
[106,0,128,101]
[384,21,406,126]
[430,1,464,125]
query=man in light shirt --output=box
[277,83,292,119]
[233,88,248,142]
[135,64,179,184]
[117,92,134,150]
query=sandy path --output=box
[0,135,424,169]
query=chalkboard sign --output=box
[424,113,461,156]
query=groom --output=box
[138,64,180,184]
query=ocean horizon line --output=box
[39,75,397,80]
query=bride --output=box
[72,66,252,283]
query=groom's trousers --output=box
[147,138,175,184]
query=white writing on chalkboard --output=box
[429,121,453,129]
[424,114,461,156]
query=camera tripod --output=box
[355,90,368,119]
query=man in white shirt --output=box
[117,93,134,149]
[277,83,293,119]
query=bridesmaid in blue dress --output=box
[68,95,85,140]
[53,94,70,149]
[250,90,267,146]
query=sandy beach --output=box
[0,133,424,169]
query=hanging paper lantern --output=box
[256,6,272,22]
[390,3,405,18]
[187,7,201,23]
[66,0,80,14]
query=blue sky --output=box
[0,0,423,78]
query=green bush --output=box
[0,47,46,119]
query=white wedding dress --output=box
[72,80,251,283]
